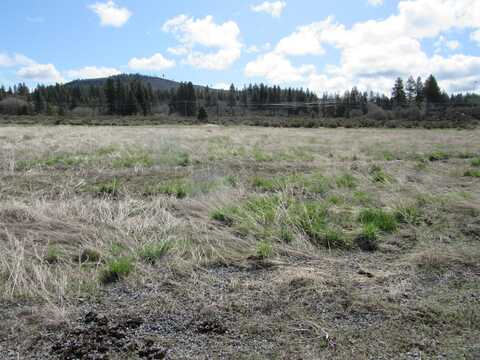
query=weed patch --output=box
[335,173,357,189]
[100,257,135,284]
[138,241,170,265]
[358,208,398,233]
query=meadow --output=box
[0,125,479,359]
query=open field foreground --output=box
[0,125,479,359]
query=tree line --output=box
[0,74,478,118]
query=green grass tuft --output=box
[100,257,135,284]
[428,151,449,162]
[138,241,170,265]
[471,158,480,167]
[256,241,273,259]
[369,165,393,184]
[94,179,120,197]
[45,246,63,264]
[358,208,398,233]
[464,169,480,178]
[335,173,357,189]
[395,204,423,225]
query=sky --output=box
[1,0,479,95]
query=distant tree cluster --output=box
[0,74,479,121]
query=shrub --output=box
[358,208,398,233]
[197,106,208,121]
[100,257,135,284]
[367,103,388,121]
[138,241,170,265]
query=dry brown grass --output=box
[1,125,479,359]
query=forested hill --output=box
[65,74,183,91]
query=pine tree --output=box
[392,77,407,108]
[104,78,116,115]
[406,76,416,105]
[424,75,442,104]
[197,106,208,121]
[228,84,236,107]
[415,77,424,107]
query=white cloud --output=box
[367,0,383,6]
[17,63,63,83]
[251,1,287,18]
[167,47,189,56]
[471,29,480,45]
[213,83,231,90]
[245,53,314,83]
[163,15,242,70]
[434,35,461,53]
[0,53,35,68]
[88,1,132,28]
[245,0,480,93]
[128,53,176,71]
[66,66,121,79]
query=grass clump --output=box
[353,191,373,206]
[355,223,380,252]
[358,208,398,233]
[369,165,393,184]
[156,180,190,199]
[138,241,170,265]
[395,204,422,225]
[112,149,153,168]
[251,176,284,192]
[45,246,63,264]
[79,248,101,263]
[211,206,236,225]
[94,179,120,197]
[464,169,480,178]
[291,202,350,248]
[471,158,480,167]
[428,151,449,162]
[335,173,357,189]
[100,257,135,284]
[256,241,273,259]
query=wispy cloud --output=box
[251,1,287,17]
[88,1,132,28]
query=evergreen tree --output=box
[424,75,442,104]
[415,76,425,107]
[406,76,416,105]
[197,106,208,121]
[392,77,407,108]
[228,84,237,107]
[104,78,116,115]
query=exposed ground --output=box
[0,125,479,359]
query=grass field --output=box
[1,125,479,359]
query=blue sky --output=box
[1,0,479,94]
